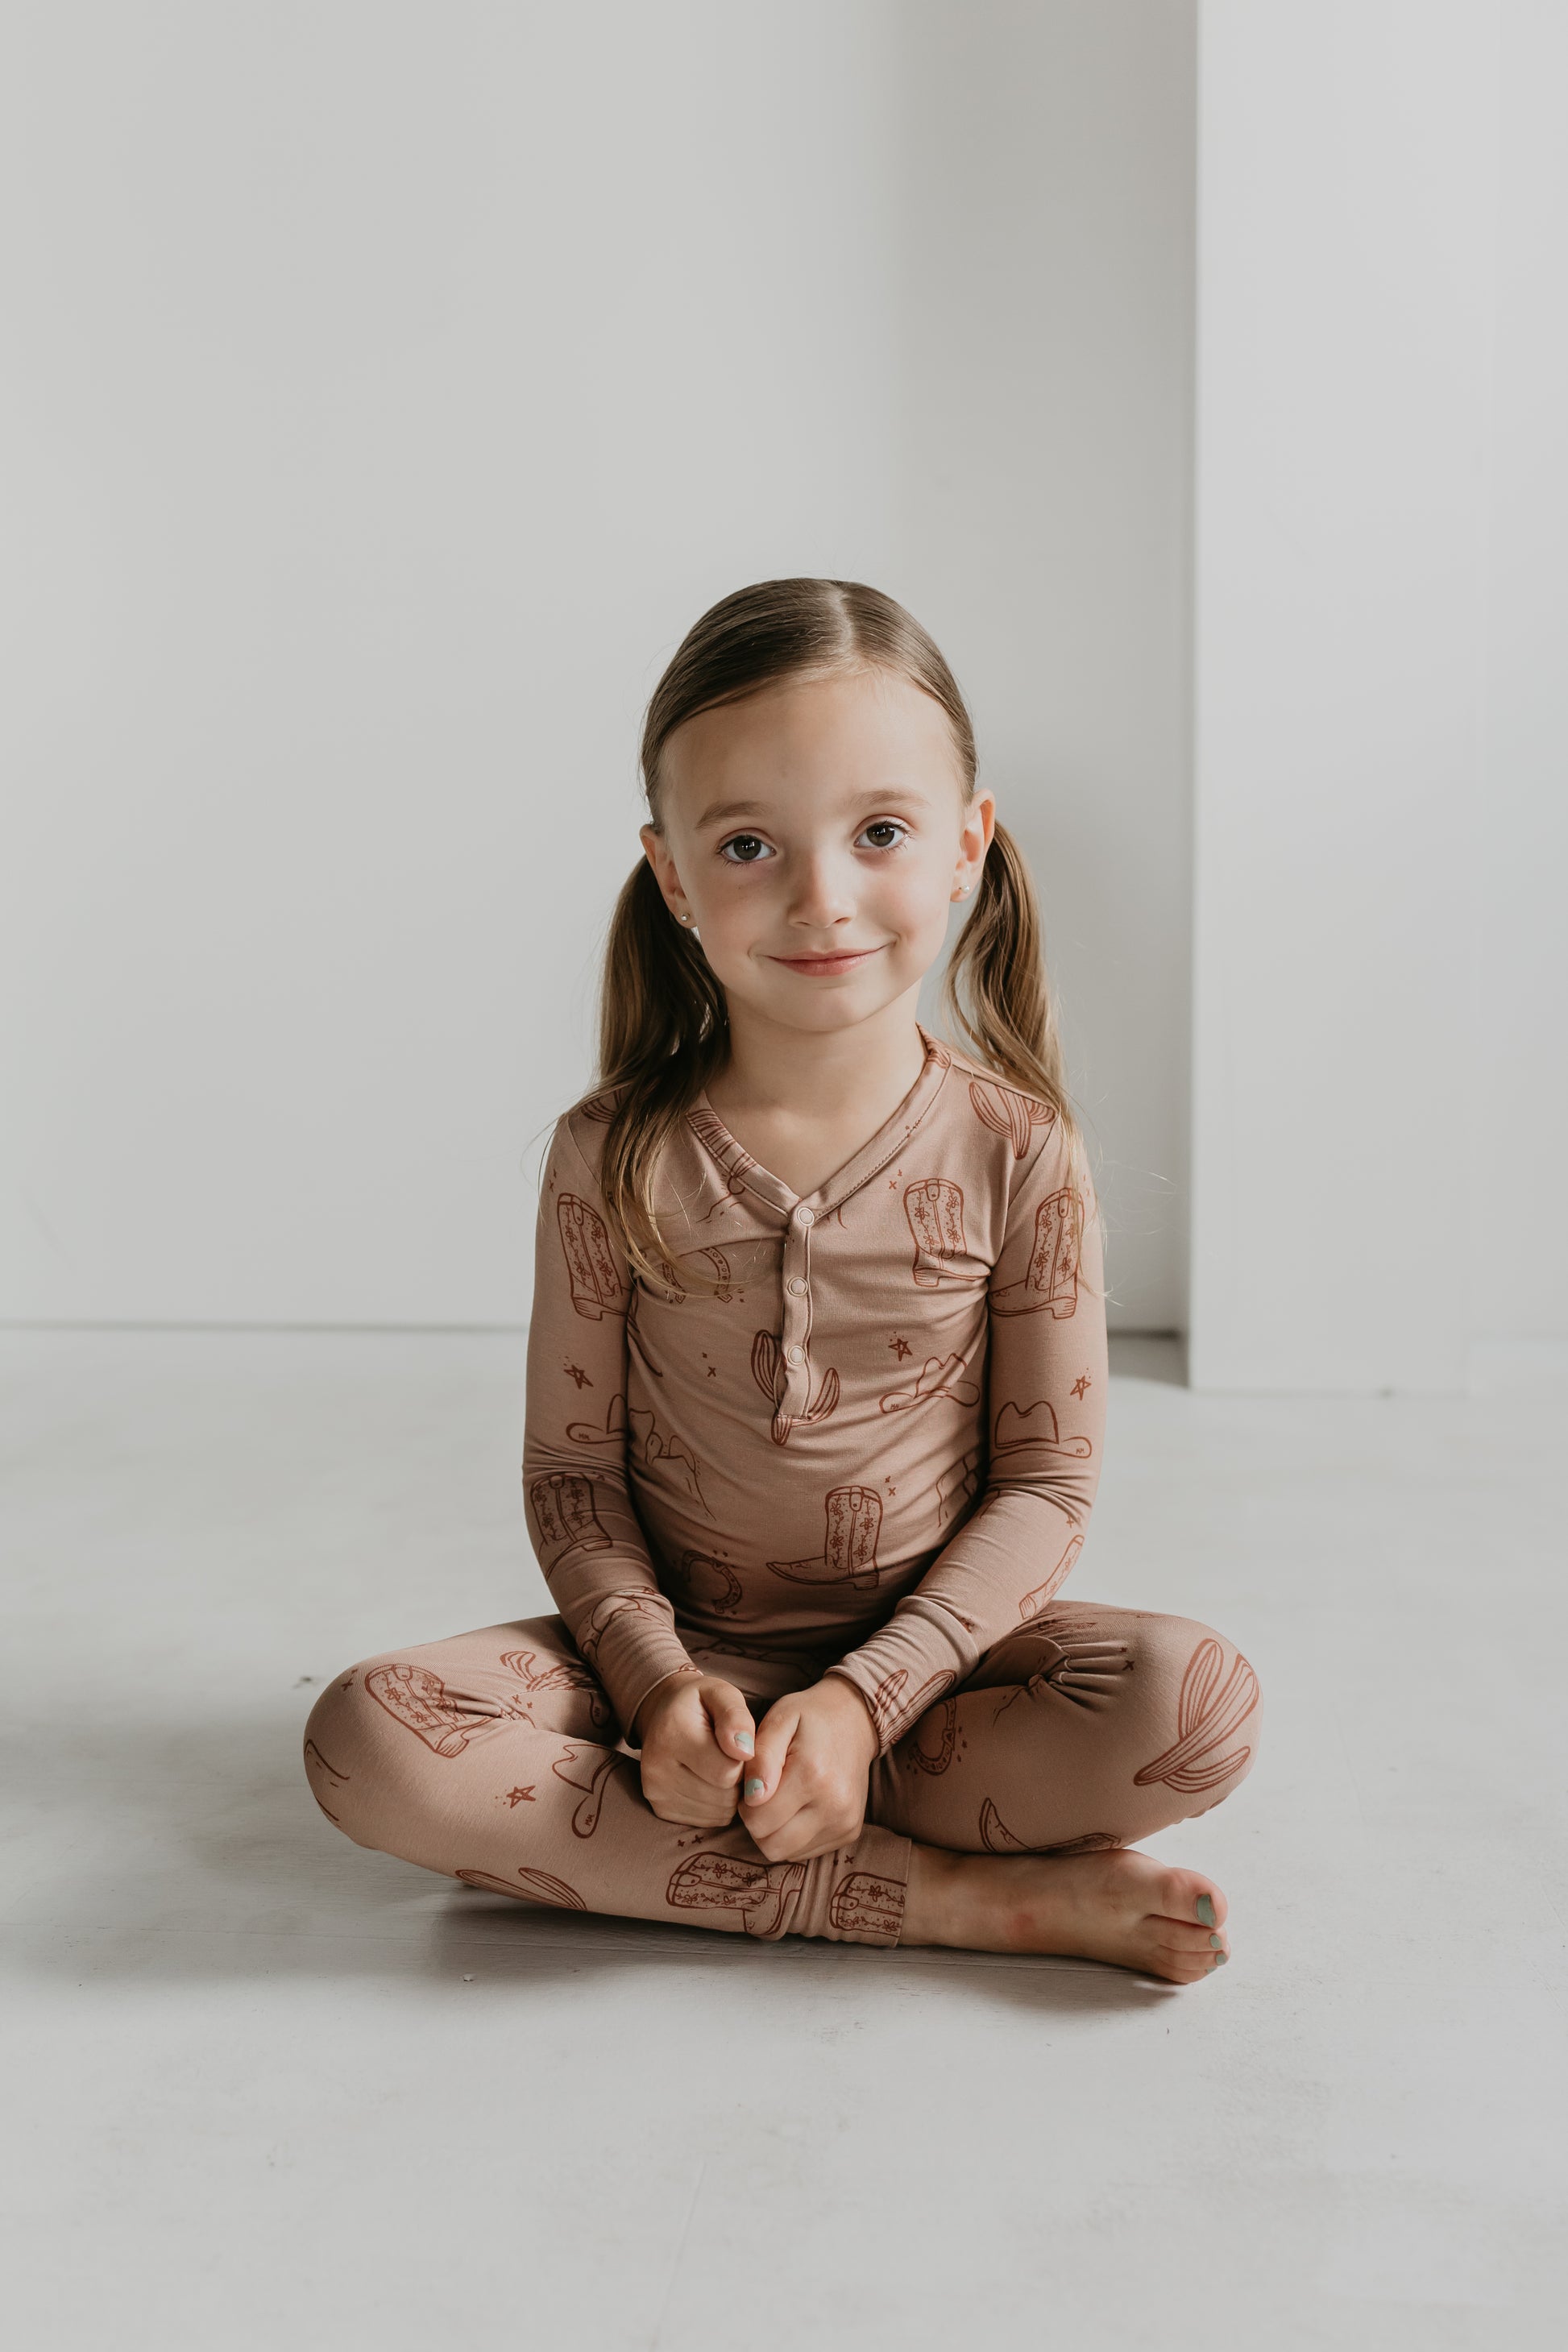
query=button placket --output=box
[779,1204,815,1409]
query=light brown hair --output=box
[586,577,1097,1292]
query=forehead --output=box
[662,666,964,823]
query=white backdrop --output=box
[1191,0,1568,1392]
[1,0,1197,1334]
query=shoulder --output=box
[544,1078,630,1187]
[926,1034,1065,1172]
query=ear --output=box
[638,824,686,918]
[956,787,996,890]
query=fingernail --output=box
[1195,1894,1216,1927]
[745,1777,764,1800]
[1209,1933,1223,1949]
[734,1732,754,1755]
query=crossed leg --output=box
[303,1601,1261,1977]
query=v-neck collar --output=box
[690,1020,951,1220]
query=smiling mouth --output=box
[770,947,884,975]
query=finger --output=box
[751,1802,841,1865]
[703,1682,757,1765]
[745,1697,800,1807]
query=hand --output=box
[739,1678,879,1863]
[633,1670,757,1828]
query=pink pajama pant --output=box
[303,1603,1262,1947]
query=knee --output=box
[1130,1612,1263,1812]
[301,1657,399,1849]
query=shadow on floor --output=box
[7,1713,1184,2019]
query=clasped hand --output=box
[631,1670,878,1862]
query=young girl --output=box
[304,579,1261,1981]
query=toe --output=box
[1159,1867,1226,1931]
[1152,1917,1230,1958]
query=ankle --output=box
[902,1844,968,1947]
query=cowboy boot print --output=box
[969,1078,1058,1157]
[558,1192,626,1321]
[1133,1638,1259,1795]
[828,1873,905,1938]
[767,1484,883,1589]
[528,1471,614,1566]
[990,1188,1084,1319]
[904,1179,967,1288]
[365,1663,487,1759]
[665,1852,809,1937]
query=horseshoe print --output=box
[902,1695,959,1776]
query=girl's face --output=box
[641,666,994,1039]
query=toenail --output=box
[1212,1950,1228,1965]
[1195,1894,1216,1927]
[1209,1933,1223,1948]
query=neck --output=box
[708,988,929,1124]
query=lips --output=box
[771,948,881,975]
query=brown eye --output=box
[719,835,770,865]
[860,821,909,850]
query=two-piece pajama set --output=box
[305,1023,1262,1946]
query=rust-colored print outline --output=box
[1132,1638,1259,1794]
[456,1866,587,1909]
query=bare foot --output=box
[902,1844,1230,1984]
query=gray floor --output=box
[2,1328,1563,2350]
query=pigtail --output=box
[594,857,731,1296]
[943,817,1105,1269]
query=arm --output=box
[822,1121,1110,1755]
[521,1114,699,1739]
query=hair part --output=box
[587,577,1100,1296]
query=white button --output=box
[785,1345,803,1365]
[792,1205,815,1228]
[787,1277,807,1296]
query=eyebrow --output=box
[694,789,939,830]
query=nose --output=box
[786,845,858,930]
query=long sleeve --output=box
[521,1114,697,1738]
[824,1122,1110,1754]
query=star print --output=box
[501,1787,536,1807]
[564,1363,591,1388]
[890,1335,913,1360]
[1071,1374,1091,1399]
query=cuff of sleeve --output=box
[823,1602,977,1757]
[596,1631,700,1746]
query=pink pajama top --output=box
[521,1020,1109,1756]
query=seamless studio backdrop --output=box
[6,0,1562,1389]
[3,7,1567,2350]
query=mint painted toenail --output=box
[1196,1894,1216,1927]
[1209,1933,1223,1948]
